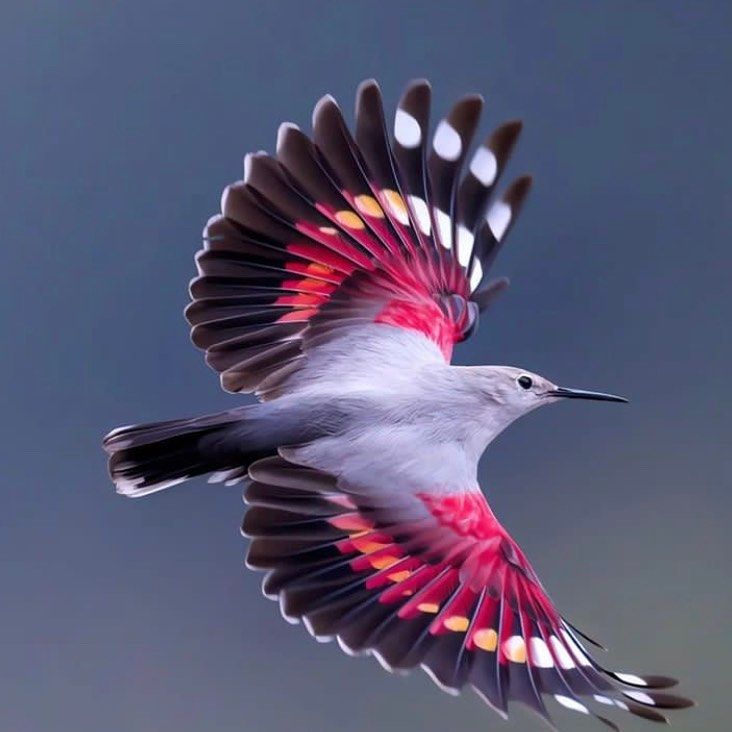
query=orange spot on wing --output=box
[381,189,409,226]
[354,194,384,218]
[443,616,470,632]
[351,536,390,554]
[370,555,399,570]
[334,210,365,229]
[276,308,319,323]
[473,628,498,652]
[307,262,334,275]
[329,514,374,532]
[503,636,527,663]
[274,293,325,307]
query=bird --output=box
[103,79,693,729]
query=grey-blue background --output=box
[2,2,729,730]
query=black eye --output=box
[517,375,533,390]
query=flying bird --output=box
[104,79,693,729]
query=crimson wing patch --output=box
[242,457,692,728]
[187,80,529,397]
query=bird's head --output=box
[471,365,627,429]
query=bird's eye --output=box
[517,375,533,390]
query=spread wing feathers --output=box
[187,79,531,397]
[243,456,694,729]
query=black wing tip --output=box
[455,92,485,107]
[503,174,534,207]
[356,77,380,96]
[404,77,431,91]
[626,692,696,710]
[276,121,300,153]
[509,173,534,192]
[504,117,524,132]
[490,119,524,148]
[399,79,432,108]
[641,676,681,690]
[354,79,384,121]
[311,93,341,126]
[447,94,484,123]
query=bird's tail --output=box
[102,408,274,497]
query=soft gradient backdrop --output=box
[2,2,730,730]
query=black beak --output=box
[548,386,628,403]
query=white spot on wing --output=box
[469,260,483,291]
[208,471,230,484]
[594,695,614,706]
[625,691,655,705]
[381,190,410,226]
[433,120,462,160]
[394,109,421,148]
[549,635,576,669]
[469,146,498,186]
[434,208,452,249]
[457,225,474,267]
[616,672,647,686]
[486,201,512,241]
[554,695,589,714]
[529,637,554,668]
[504,635,525,659]
[407,195,431,235]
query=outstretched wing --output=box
[243,456,693,729]
[187,79,530,398]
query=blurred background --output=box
[1,2,730,730]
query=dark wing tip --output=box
[504,174,534,202]
[399,79,432,109]
[311,93,341,128]
[404,77,431,91]
[640,676,681,690]
[356,77,379,92]
[624,691,696,710]
[355,78,381,109]
[489,119,523,152]
[446,94,484,126]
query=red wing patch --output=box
[187,80,532,396]
[243,457,693,728]
[375,299,460,361]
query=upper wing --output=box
[186,79,530,398]
[243,456,693,729]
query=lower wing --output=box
[242,456,693,729]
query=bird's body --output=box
[104,80,692,728]
[263,327,527,482]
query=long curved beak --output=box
[548,386,628,403]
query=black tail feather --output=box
[103,408,269,497]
